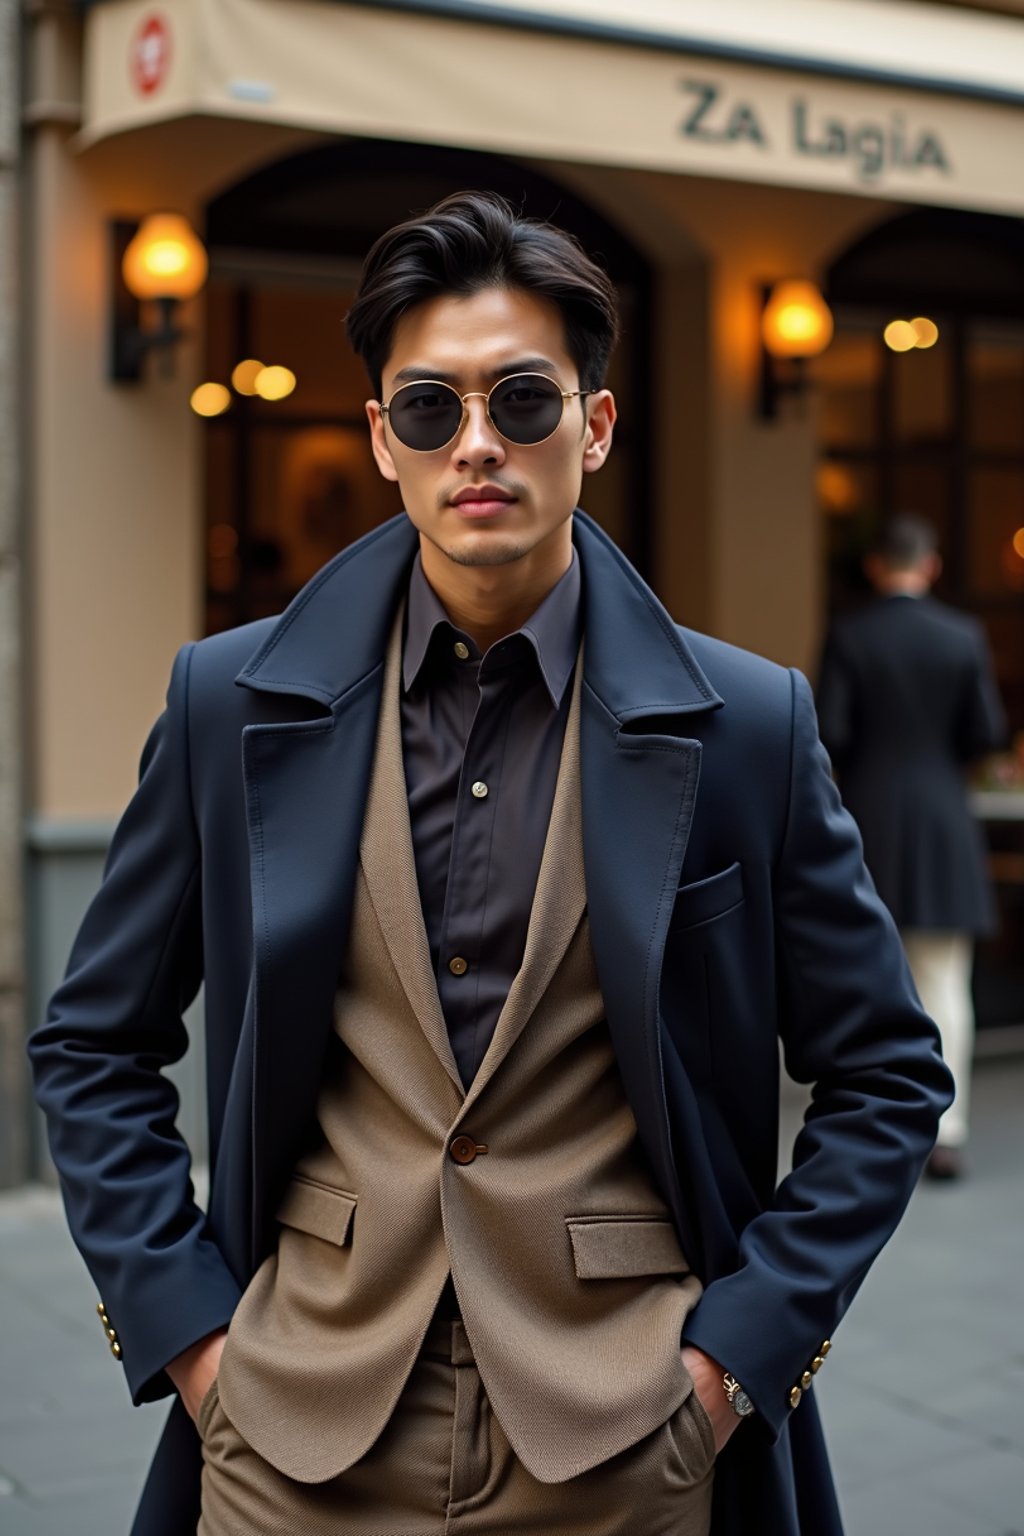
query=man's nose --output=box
[451,395,506,467]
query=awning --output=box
[81,0,1024,216]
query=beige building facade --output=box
[10,0,1024,1183]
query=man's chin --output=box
[427,529,532,569]
[441,542,530,569]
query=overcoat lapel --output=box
[580,688,702,1247]
[241,674,383,1261]
[234,516,419,1259]
[574,514,724,1264]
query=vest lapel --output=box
[359,609,463,1094]
[465,653,587,1107]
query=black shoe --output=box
[926,1146,964,1181]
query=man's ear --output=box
[582,390,616,474]
[367,400,400,484]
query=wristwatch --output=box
[723,1372,756,1418]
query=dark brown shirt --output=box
[400,551,581,1088]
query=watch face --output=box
[733,1388,754,1417]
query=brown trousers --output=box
[197,1317,716,1536]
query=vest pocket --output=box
[276,1176,357,1245]
[566,1216,689,1279]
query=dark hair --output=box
[872,514,939,570]
[345,191,620,397]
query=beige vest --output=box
[217,615,701,1485]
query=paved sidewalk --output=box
[1,1058,1022,1535]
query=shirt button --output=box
[471,781,488,799]
[453,641,470,660]
[448,956,469,976]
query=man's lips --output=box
[449,487,518,519]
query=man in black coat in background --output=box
[817,514,1006,1179]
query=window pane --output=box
[892,462,951,554]
[969,323,1024,453]
[968,467,1024,597]
[817,327,880,450]
[249,427,402,601]
[891,337,952,447]
[819,459,880,609]
[248,286,367,418]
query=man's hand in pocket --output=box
[167,1329,229,1426]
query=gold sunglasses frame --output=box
[378,372,587,453]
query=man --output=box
[817,514,1005,1181]
[31,194,951,1536]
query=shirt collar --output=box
[402,549,581,708]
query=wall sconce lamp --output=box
[110,213,209,382]
[758,280,834,421]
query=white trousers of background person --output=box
[900,932,973,1150]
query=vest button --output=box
[450,1135,480,1165]
[448,956,468,976]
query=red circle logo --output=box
[131,15,171,97]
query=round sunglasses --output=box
[379,372,587,453]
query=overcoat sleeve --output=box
[682,670,953,1439]
[955,621,1007,762]
[28,644,243,1405]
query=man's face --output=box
[366,287,615,574]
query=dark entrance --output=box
[817,207,1024,1037]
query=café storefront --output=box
[18,0,1024,1177]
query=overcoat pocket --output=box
[673,861,744,929]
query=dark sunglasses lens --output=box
[387,383,462,450]
[489,375,564,444]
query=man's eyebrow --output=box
[388,357,564,389]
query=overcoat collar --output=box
[235,510,724,723]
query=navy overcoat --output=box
[30,511,952,1535]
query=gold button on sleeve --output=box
[789,1386,802,1409]
[111,1341,122,1359]
[812,1356,824,1373]
[800,1370,813,1389]
[821,1339,832,1356]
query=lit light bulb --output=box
[123,214,208,301]
[232,358,265,395]
[762,281,834,359]
[254,365,297,401]
[884,320,917,353]
[191,382,231,417]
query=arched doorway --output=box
[816,206,1024,1038]
[200,139,654,634]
